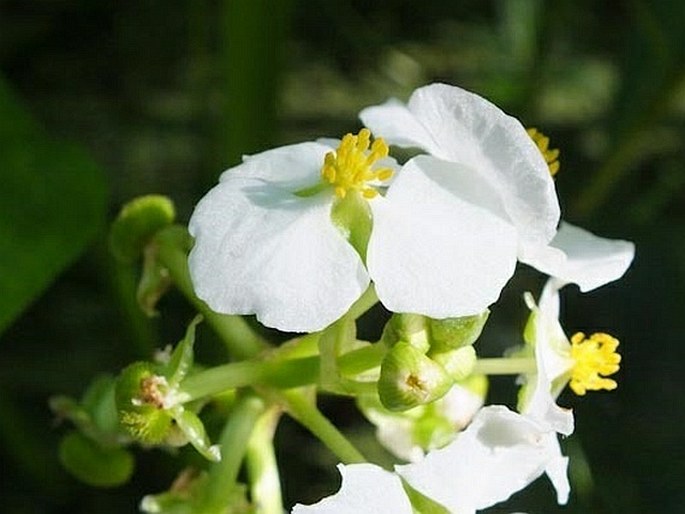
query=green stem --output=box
[347,284,379,320]
[154,226,268,359]
[181,344,385,402]
[280,390,366,464]
[472,357,537,376]
[246,408,283,514]
[199,393,266,514]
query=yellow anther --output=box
[569,332,621,396]
[527,127,561,177]
[321,128,394,199]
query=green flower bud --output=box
[115,362,174,444]
[430,345,477,381]
[58,431,134,487]
[381,313,430,353]
[428,310,489,352]
[378,341,452,412]
[109,195,176,264]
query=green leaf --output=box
[0,76,107,335]
[58,431,134,487]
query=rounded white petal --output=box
[188,178,368,332]
[368,156,518,318]
[396,406,570,512]
[220,141,331,192]
[362,83,560,246]
[292,463,413,514]
[521,222,635,291]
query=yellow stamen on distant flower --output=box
[569,332,621,396]
[321,128,394,199]
[527,127,560,177]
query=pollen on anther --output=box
[527,127,561,177]
[569,332,621,396]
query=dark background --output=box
[1,1,684,512]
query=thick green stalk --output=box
[246,408,283,514]
[154,226,268,359]
[472,357,537,375]
[198,394,266,514]
[280,391,366,464]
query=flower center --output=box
[321,128,394,199]
[569,332,620,396]
[527,128,560,177]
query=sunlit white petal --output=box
[368,156,518,318]
[291,463,413,514]
[520,222,635,291]
[189,178,368,332]
[361,83,560,246]
[396,406,570,512]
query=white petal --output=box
[221,141,331,192]
[368,156,518,318]
[396,406,570,512]
[521,222,635,292]
[188,178,368,332]
[362,83,560,246]
[292,463,413,514]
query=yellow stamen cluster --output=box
[527,128,560,177]
[569,332,621,396]
[321,128,394,199]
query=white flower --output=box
[189,123,524,331]
[188,133,397,332]
[360,83,634,300]
[360,83,559,317]
[292,406,570,514]
[523,279,622,409]
[291,463,413,514]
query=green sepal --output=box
[136,243,172,316]
[428,310,490,352]
[378,341,452,412]
[167,315,202,388]
[402,479,450,514]
[109,195,176,263]
[330,190,373,261]
[58,431,134,487]
[170,406,221,462]
[381,313,430,353]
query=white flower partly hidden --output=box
[519,226,633,428]
[292,405,570,514]
[360,83,634,303]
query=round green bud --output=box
[378,341,452,412]
[429,346,477,381]
[59,431,134,487]
[428,310,489,352]
[381,313,430,353]
[115,362,173,444]
[109,195,175,263]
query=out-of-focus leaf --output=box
[0,76,107,335]
[574,0,685,216]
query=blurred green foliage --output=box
[0,0,684,512]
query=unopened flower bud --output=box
[381,313,430,353]
[378,341,452,411]
[428,310,489,352]
[430,346,477,381]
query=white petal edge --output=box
[291,463,413,514]
[520,221,635,292]
[368,156,518,318]
[396,405,570,513]
[361,83,560,246]
[188,178,368,332]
